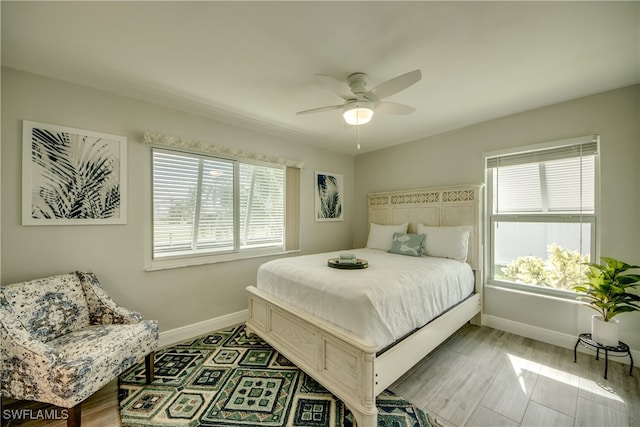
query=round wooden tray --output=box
[327,258,368,269]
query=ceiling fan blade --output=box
[375,101,416,115]
[314,74,353,100]
[367,69,422,101]
[296,104,343,115]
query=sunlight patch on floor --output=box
[507,353,624,403]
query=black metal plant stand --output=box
[574,333,633,380]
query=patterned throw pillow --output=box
[388,232,425,257]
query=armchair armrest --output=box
[0,286,63,402]
[1,309,63,401]
[0,314,60,364]
[75,271,143,325]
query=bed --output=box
[245,184,483,427]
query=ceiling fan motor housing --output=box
[347,72,370,98]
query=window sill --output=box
[146,249,300,272]
[485,281,582,304]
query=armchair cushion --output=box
[1,271,158,409]
[47,323,157,402]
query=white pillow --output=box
[366,223,409,251]
[417,224,472,263]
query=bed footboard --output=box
[246,285,379,427]
[246,286,481,427]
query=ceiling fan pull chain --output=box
[356,112,361,150]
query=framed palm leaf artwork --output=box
[315,171,343,222]
[22,120,127,225]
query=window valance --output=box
[142,132,304,169]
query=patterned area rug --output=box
[119,324,443,427]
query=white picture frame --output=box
[22,120,127,225]
[314,171,343,222]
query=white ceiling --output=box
[2,1,639,155]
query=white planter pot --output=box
[591,315,619,347]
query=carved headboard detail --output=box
[368,184,483,273]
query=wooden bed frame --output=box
[246,184,483,427]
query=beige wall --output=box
[1,68,355,331]
[4,67,639,351]
[354,85,640,350]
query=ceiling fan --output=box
[296,69,422,126]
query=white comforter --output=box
[256,248,474,350]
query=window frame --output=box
[484,135,600,299]
[147,146,294,271]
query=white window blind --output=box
[484,136,599,294]
[239,163,284,249]
[488,140,598,215]
[152,148,285,260]
[196,158,234,252]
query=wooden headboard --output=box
[368,184,484,273]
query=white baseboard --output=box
[158,309,248,348]
[483,314,638,367]
[157,311,637,371]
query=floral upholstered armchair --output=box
[0,271,158,427]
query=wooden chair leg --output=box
[145,352,155,384]
[67,403,81,427]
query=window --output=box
[151,147,297,268]
[485,136,599,295]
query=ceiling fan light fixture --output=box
[342,100,374,125]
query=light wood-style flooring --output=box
[2,325,638,426]
[1,379,120,427]
[391,324,640,427]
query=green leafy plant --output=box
[546,244,590,289]
[572,257,640,322]
[499,244,589,290]
[501,256,547,285]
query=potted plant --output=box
[572,257,640,346]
